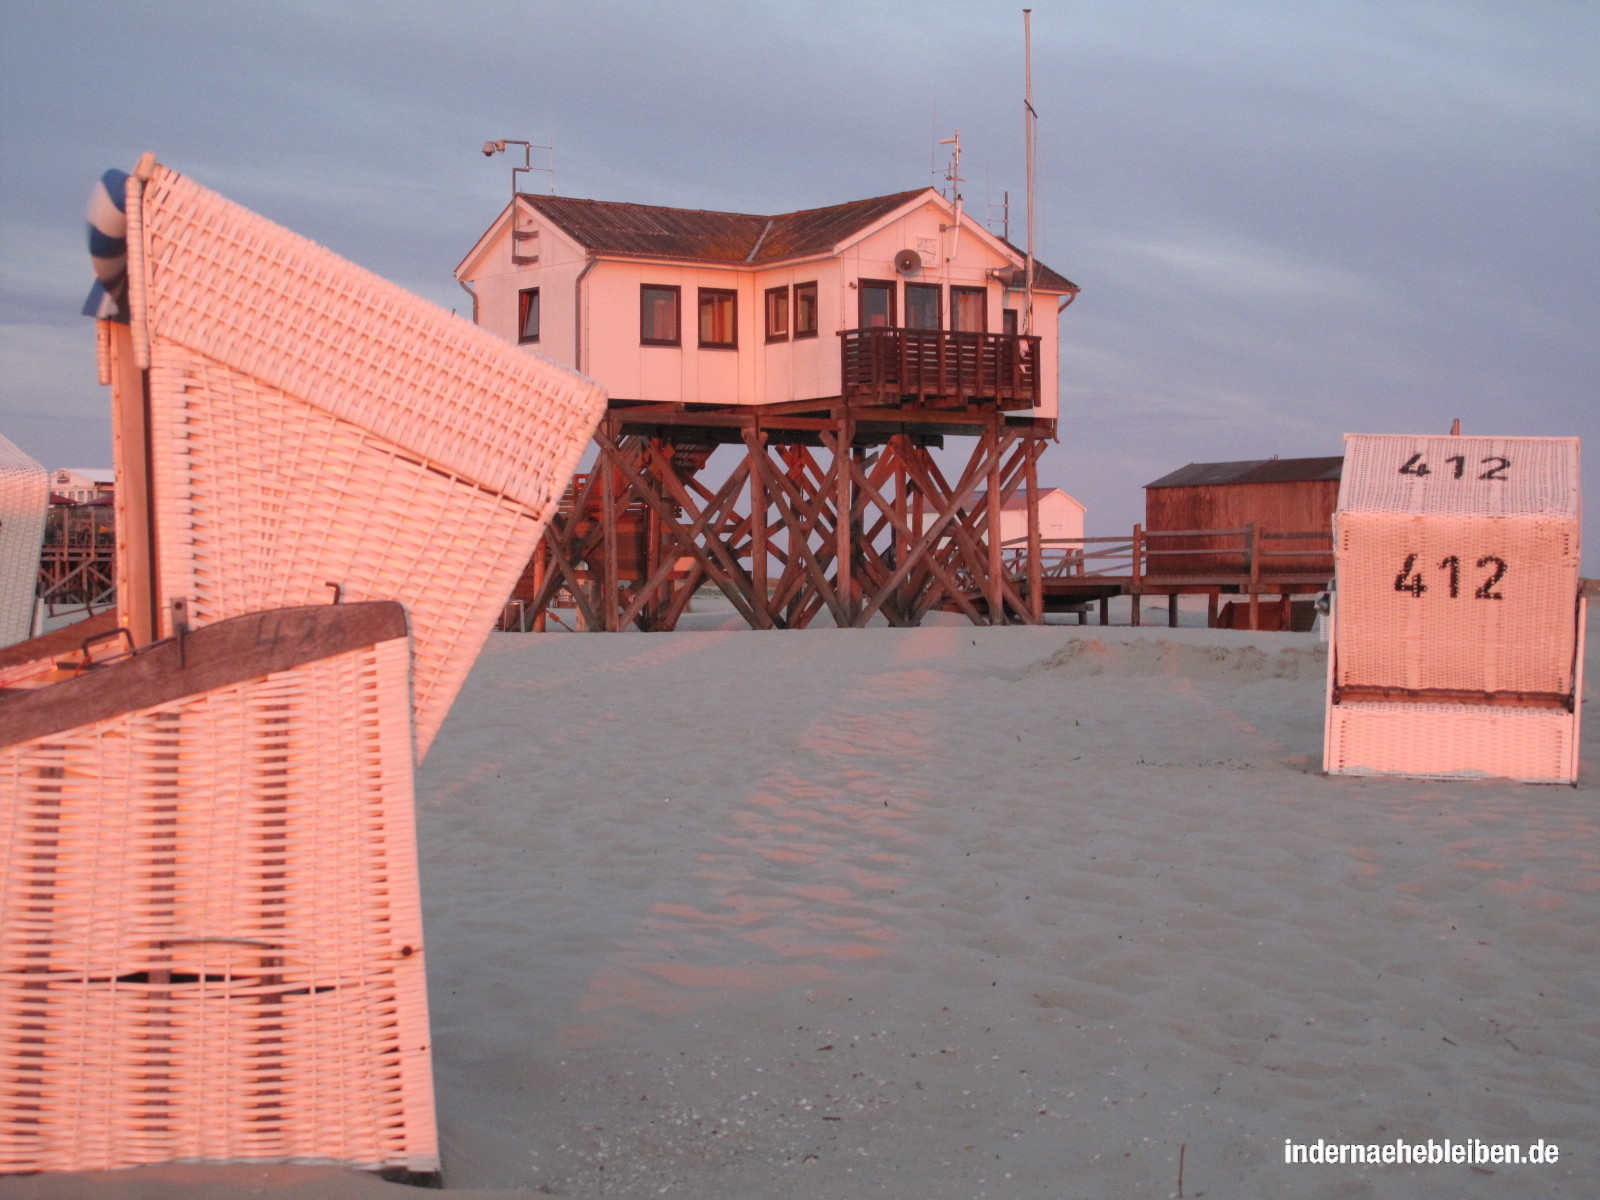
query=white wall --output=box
[460,194,1064,415]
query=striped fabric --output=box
[82,168,130,321]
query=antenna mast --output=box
[939,130,964,262]
[1023,8,1036,334]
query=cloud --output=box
[1,0,1595,564]
[1095,229,1374,305]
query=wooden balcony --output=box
[839,328,1041,408]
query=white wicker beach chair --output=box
[1324,433,1583,782]
[0,605,437,1175]
[0,435,48,649]
[107,154,604,755]
[0,156,605,1178]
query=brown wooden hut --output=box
[1143,456,1341,579]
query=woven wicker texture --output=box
[145,338,544,755]
[133,164,603,503]
[1339,434,1580,518]
[1334,511,1579,693]
[1327,433,1582,781]
[124,162,605,754]
[0,637,437,1173]
[1325,701,1577,784]
[0,435,48,649]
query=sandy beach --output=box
[4,602,1594,1199]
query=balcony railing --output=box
[839,328,1041,408]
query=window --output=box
[905,283,941,331]
[641,284,681,346]
[859,279,895,329]
[1001,308,1019,336]
[765,286,789,342]
[951,286,987,333]
[517,287,540,343]
[794,281,818,338]
[699,288,737,348]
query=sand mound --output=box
[1025,634,1326,682]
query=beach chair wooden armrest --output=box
[0,601,408,748]
[0,610,120,688]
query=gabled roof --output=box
[1145,456,1344,489]
[514,188,1078,290]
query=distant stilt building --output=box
[1137,455,1343,631]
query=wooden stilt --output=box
[1025,439,1043,626]
[985,421,1005,624]
[1130,523,1143,627]
[833,416,856,626]
[599,421,620,632]
[531,539,547,632]
[520,404,1055,633]
[748,429,772,630]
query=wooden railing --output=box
[995,525,1333,582]
[839,328,1041,407]
[981,524,1334,626]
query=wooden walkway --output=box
[959,524,1333,630]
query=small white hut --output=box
[961,486,1086,547]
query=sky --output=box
[2,0,1596,556]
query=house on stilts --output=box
[456,186,1078,630]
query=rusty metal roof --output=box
[518,189,1078,290]
[1145,456,1344,489]
[992,241,1078,293]
[520,193,773,261]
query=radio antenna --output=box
[1023,8,1036,334]
[939,130,964,261]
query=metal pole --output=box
[1023,7,1036,336]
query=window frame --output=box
[904,282,942,331]
[858,278,896,330]
[764,285,789,343]
[950,286,988,334]
[517,287,541,344]
[793,281,819,339]
[698,287,738,350]
[1001,308,1019,337]
[640,284,682,347]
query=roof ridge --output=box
[744,216,776,263]
[519,187,931,225]
[519,192,767,221]
[767,187,931,221]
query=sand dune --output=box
[4,613,1594,1199]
